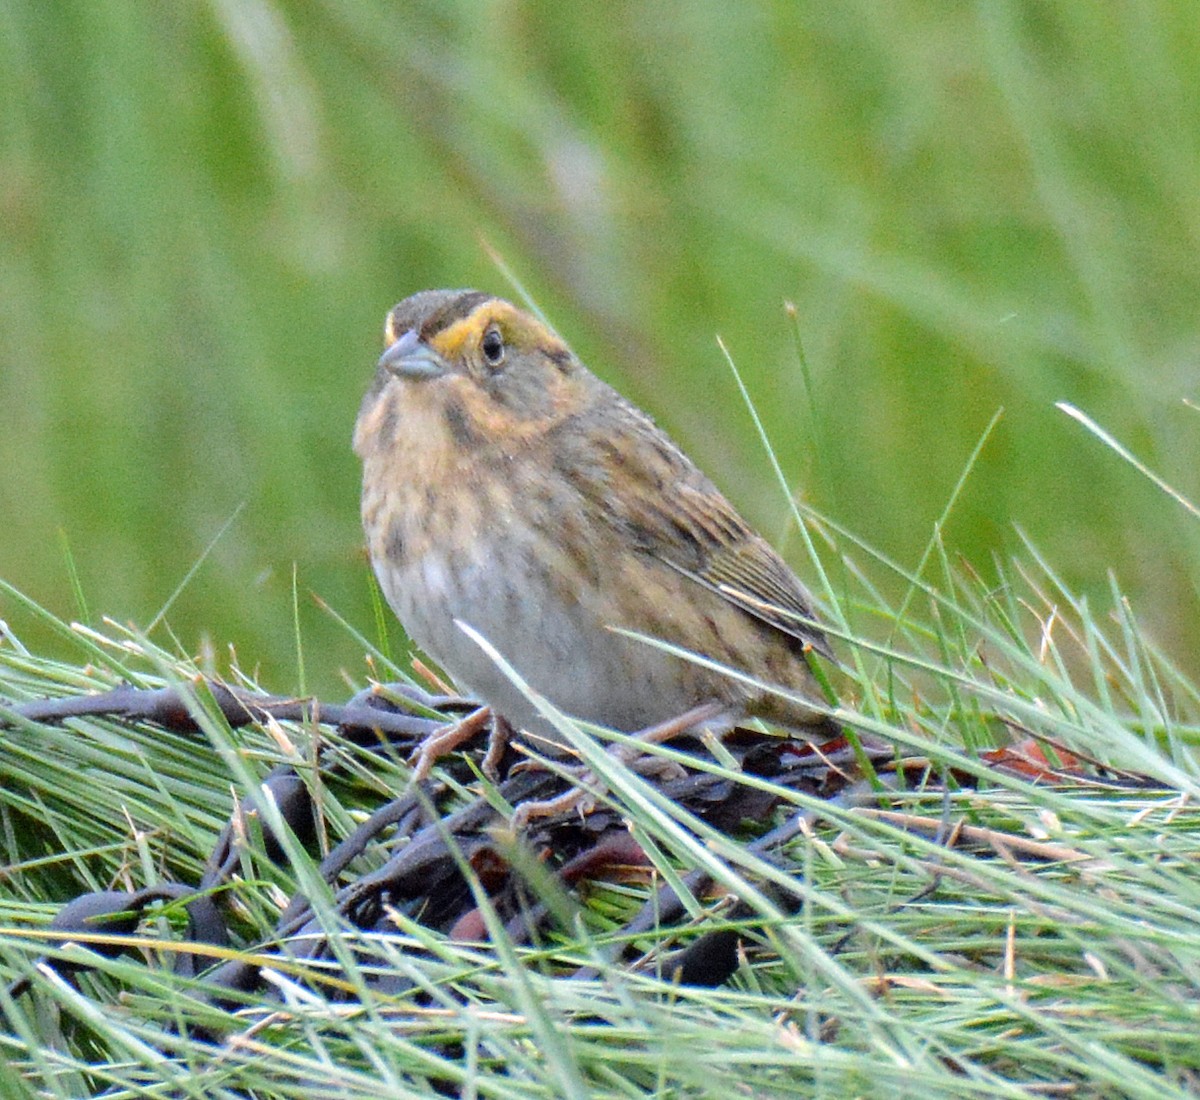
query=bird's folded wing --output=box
[649,484,833,661]
[564,403,833,659]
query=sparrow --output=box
[353,289,832,761]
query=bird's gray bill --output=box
[378,329,446,379]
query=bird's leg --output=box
[409,706,493,781]
[607,702,729,777]
[480,713,515,781]
[511,703,727,829]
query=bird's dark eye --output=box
[481,325,505,367]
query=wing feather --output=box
[558,392,832,659]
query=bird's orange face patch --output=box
[426,301,566,373]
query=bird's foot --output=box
[408,706,493,781]
[510,703,726,829]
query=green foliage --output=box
[2,2,1198,691]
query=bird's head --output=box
[354,289,589,460]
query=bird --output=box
[353,288,833,766]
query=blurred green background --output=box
[2,2,1198,697]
